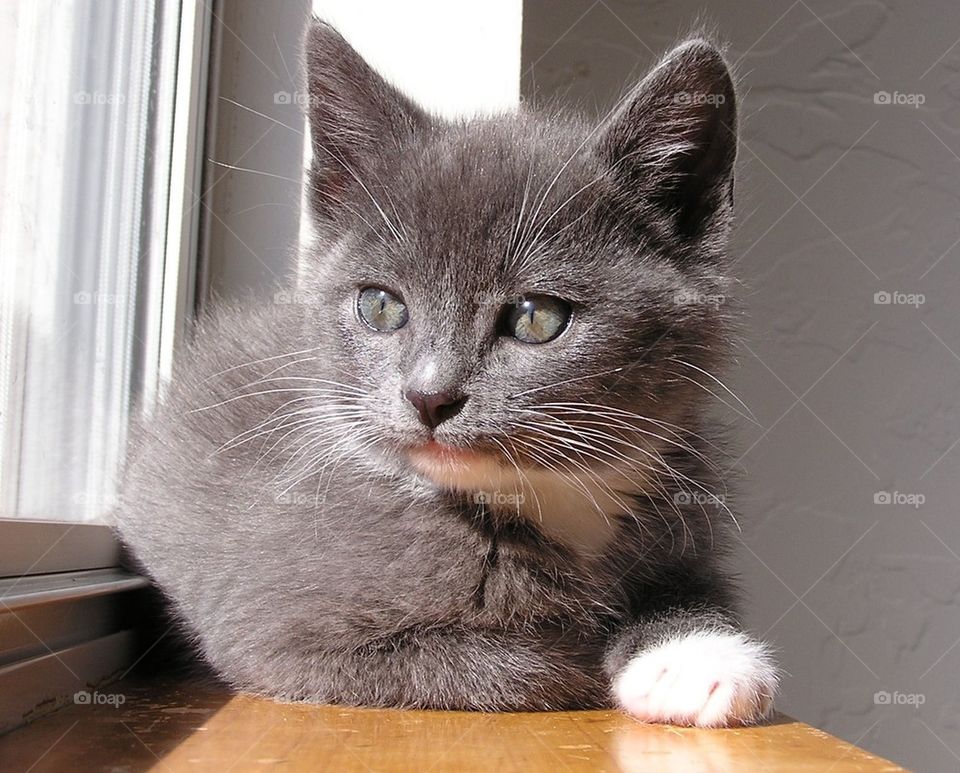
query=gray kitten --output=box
[116,21,778,726]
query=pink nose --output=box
[404,389,467,429]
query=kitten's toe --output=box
[613,630,778,728]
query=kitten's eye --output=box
[502,295,571,344]
[357,287,408,332]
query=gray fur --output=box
[116,21,765,712]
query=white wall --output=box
[523,2,960,771]
[312,0,522,119]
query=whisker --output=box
[515,424,634,518]
[490,436,540,522]
[513,408,735,539]
[666,357,759,425]
[510,435,617,526]
[202,346,324,384]
[253,409,369,469]
[513,174,603,269]
[516,403,723,472]
[219,96,305,135]
[216,398,364,454]
[210,159,301,183]
[531,401,726,456]
[313,139,404,244]
[507,366,628,399]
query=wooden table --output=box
[0,677,905,771]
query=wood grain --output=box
[0,676,906,772]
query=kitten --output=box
[116,20,778,726]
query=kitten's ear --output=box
[595,38,737,245]
[305,21,430,219]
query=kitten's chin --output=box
[406,441,504,492]
[406,439,632,556]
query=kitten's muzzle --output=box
[404,389,468,429]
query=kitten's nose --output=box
[404,389,467,429]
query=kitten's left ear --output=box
[305,21,430,220]
[596,38,737,245]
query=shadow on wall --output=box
[200,0,312,305]
[522,1,960,772]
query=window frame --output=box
[0,0,214,731]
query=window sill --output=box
[0,520,122,578]
[0,562,150,733]
[0,674,905,771]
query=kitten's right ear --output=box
[305,21,430,220]
[595,38,737,250]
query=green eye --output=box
[503,295,571,344]
[358,287,408,332]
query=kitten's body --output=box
[117,23,778,725]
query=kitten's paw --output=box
[613,630,778,727]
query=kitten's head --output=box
[300,21,738,547]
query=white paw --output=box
[613,629,778,727]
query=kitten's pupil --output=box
[358,287,408,332]
[504,295,571,344]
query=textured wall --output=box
[523,1,960,770]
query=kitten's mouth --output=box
[406,439,505,491]
[407,440,485,466]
